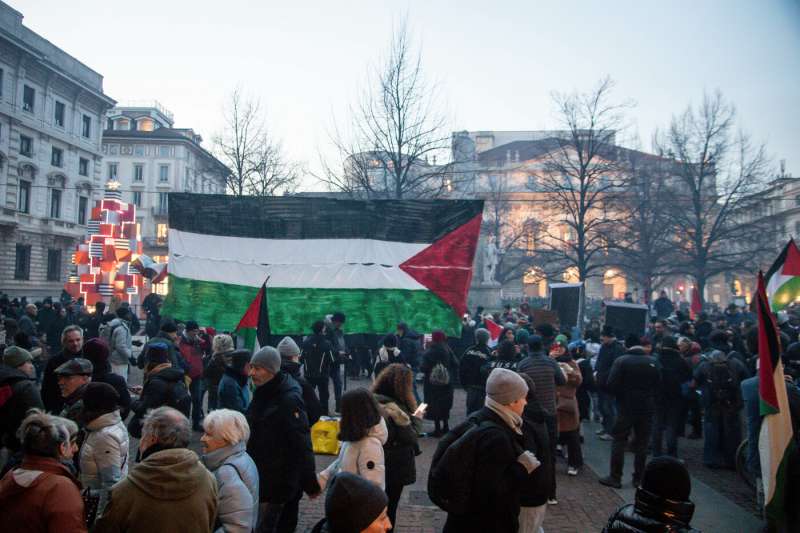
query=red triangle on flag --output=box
[781,239,800,276]
[399,214,482,317]
[483,317,502,341]
[236,285,264,330]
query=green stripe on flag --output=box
[162,274,461,336]
[770,276,800,311]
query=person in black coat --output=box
[246,346,320,533]
[127,347,190,438]
[278,336,323,427]
[83,337,131,420]
[459,328,492,414]
[0,347,43,454]
[301,321,336,417]
[651,336,692,457]
[518,373,552,533]
[603,456,700,533]
[41,324,84,414]
[600,346,661,489]
[595,326,625,438]
[420,330,458,437]
[442,368,538,533]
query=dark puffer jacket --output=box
[0,365,43,451]
[519,398,552,508]
[606,349,662,416]
[128,365,189,438]
[603,502,700,533]
[246,372,319,503]
[374,393,418,488]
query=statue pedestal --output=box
[469,282,503,310]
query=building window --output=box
[108,163,118,180]
[134,164,144,181]
[78,196,88,224]
[50,189,62,219]
[14,244,31,280]
[159,164,169,182]
[158,192,168,212]
[79,157,89,176]
[20,135,32,157]
[51,147,63,167]
[116,118,130,130]
[132,190,142,206]
[159,146,171,157]
[54,101,65,127]
[156,223,168,245]
[47,249,61,281]
[18,180,31,213]
[139,118,154,132]
[22,85,34,112]
[82,115,91,138]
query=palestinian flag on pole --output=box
[161,194,483,336]
[234,282,270,351]
[755,271,796,526]
[765,239,800,311]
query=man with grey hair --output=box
[41,324,84,413]
[247,346,319,533]
[94,407,218,533]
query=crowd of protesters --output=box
[1,288,799,533]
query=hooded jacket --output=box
[246,372,319,503]
[281,360,322,426]
[374,393,418,488]
[93,448,218,533]
[607,348,662,416]
[79,410,129,492]
[178,333,205,380]
[459,343,492,389]
[603,498,700,533]
[203,441,259,533]
[128,366,189,438]
[0,365,43,451]
[555,358,583,433]
[104,318,132,367]
[318,417,389,490]
[0,455,86,533]
[300,333,335,379]
[218,366,250,414]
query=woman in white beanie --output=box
[442,367,541,533]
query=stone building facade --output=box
[0,2,115,298]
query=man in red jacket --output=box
[178,320,207,431]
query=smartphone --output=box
[414,403,428,417]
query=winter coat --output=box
[480,353,519,378]
[300,333,335,379]
[60,384,87,425]
[693,353,750,411]
[104,318,132,366]
[318,418,388,490]
[41,348,82,413]
[281,360,322,426]
[603,503,700,533]
[203,441,259,533]
[421,344,457,421]
[203,351,229,389]
[655,348,692,407]
[178,334,205,380]
[246,372,319,503]
[218,368,250,414]
[519,398,552,507]
[91,370,132,420]
[459,343,492,389]
[556,358,583,433]
[606,349,661,416]
[442,407,529,533]
[397,327,421,368]
[93,448,218,533]
[596,340,625,390]
[138,333,184,371]
[374,393,418,488]
[0,365,43,451]
[79,410,129,491]
[517,352,567,418]
[128,365,189,438]
[0,455,86,533]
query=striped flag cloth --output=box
[756,271,796,526]
[765,239,800,311]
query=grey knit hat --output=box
[486,367,528,405]
[475,328,490,344]
[3,346,33,368]
[277,336,301,359]
[250,346,281,374]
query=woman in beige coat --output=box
[552,342,583,476]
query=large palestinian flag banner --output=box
[161,194,483,336]
[765,239,800,311]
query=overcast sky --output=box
[13,0,800,188]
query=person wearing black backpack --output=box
[693,348,750,469]
[420,330,458,437]
[430,368,539,533]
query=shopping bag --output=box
[311,416,341,455]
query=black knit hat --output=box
[382,334,398,348]
[601,325,615,338]
[82,382,120,414]
[325,472,387,533]
[230,349,252,372]
[641,456,692,501]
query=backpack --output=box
[429,362,450,386]
[428,418,500,514]
[708,359,739,408]
[302,338,331,379]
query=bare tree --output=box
[213,88,299,196]
[318,20,455,199]
[654,90,770,306]
[529,77,631,322]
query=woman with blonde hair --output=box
[200,409,259,533]
[371,364,423,532]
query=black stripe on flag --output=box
[168,194,484,243]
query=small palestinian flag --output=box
[765,239,800,311]
[162,194,483,336]
[235,282,270,351]
[756,271,796,526]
